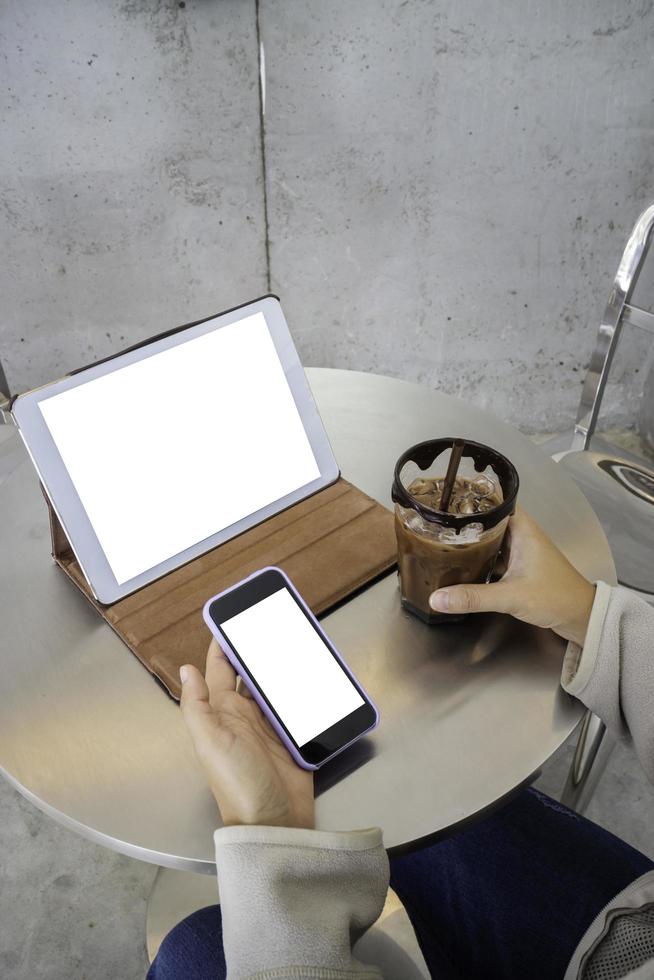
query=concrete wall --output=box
[2,0,653,432]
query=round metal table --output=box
[0,368,615,873]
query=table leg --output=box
[145,867,429,977]
[560,710,616,813]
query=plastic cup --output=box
[391,438,519,624]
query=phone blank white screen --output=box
[38,313,320,584]
[221,588,364,747]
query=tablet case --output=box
[44,478,397,700]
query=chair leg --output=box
[560,710,616,813]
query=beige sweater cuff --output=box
[561,581,612,696]
[215,823,383,851]
[214,825,388,980]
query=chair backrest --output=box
[573,203,654,451]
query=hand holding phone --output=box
[203,567,379,770]
[179,642,315,829]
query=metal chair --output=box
[553,203,654,811]
[556,202,654,604]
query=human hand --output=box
[180,640,315,829]
[429,508,596,646]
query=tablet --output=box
[12,296,339,603]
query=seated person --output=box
[148,510,654,980]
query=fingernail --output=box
[179,666,189,684]
[430,590,449,611]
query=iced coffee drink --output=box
[391,439,519,624]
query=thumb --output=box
[429,581,513,616]
[179,664,213,739]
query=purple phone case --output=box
[202,566,379,771]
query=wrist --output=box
[216,798,315,830]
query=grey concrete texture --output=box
[2,0,266,389]
[640,360,654,448]
[0,779,153,979]
[2,0,654,432]
[261,0,654,433]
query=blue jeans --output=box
[147,788,653,980]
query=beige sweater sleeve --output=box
[214,824,389,980]
[561,582,654,783]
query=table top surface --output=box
[0,368,615,869]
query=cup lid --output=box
[391,438,519,530]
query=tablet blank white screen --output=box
[39,312,320,585]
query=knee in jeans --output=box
[148,905,225,980]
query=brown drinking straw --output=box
[439,439,466,512]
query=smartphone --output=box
[203,566,379,770]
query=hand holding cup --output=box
[429,508,596,647]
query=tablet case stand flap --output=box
[44,479,397,700]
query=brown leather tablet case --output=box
[45,478,397,700]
